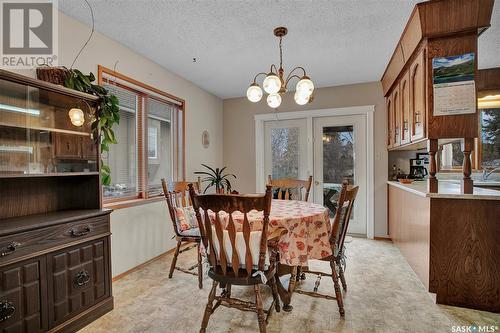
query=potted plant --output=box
[195,164,236,193]
[36,67,120,185]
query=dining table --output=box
[209,199,332,311]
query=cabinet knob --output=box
[75,270,91,286]
[0,300,15,322]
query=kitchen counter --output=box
[387,180,500,200]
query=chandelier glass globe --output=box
[246,84,263,102]
[294,90,310,105]
[263,74,281,94]
[296,77,314,97]
[266,93,282,108]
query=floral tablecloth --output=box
[209,199,332,266]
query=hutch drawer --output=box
[0,256,48,333]
[0,215,110,267]
[47,237,110,328]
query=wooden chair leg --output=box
[330,260,345,317]
[337,258,347,291]
[269,276,281,313]
[169,240,181,279]
[254,284,267,333]
[200,280,218,333]
[197,243,203,289]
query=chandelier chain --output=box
[279,37,283,70]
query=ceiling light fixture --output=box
[247,26,314,109]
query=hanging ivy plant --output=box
[63,69,120,185]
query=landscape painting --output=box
[432,53,474,84]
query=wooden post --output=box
[427,139,438,193]
[461,138,474,194]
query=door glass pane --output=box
[322,125,354,217]
[271,127,299,179]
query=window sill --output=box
[104,196,164,210]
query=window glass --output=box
[147,98,174,196]
[102,84,138,199]
[481,108,500,168]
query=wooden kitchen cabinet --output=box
[410,49,426,141]
[386,92,394,148]
[400,70,411,145]
[0,257,48,333]
[391,85,401,147]
[48,238,110,328]
[54,133,82,159]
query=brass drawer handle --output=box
[0,242,21,257]
[69,225,92,237]
[75,270,91,286]
[0,300,15,322]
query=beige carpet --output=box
[79,238,499,333]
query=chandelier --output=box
[246,26,314,108]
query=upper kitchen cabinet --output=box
[381,0,495,150]
[410,49,426,142]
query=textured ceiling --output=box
[60,0,500,99]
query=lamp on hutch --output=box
[246,26,315,108]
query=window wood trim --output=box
[98,65,186,207]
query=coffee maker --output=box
[409,158,428,179]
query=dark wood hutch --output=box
[0,70,113,332]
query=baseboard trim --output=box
[112,247,176,282]
[374,236,392,241]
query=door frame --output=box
[254,105,375,239]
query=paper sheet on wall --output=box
[432,53,476,116]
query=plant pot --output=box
[36,67,70,86]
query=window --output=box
[98,66,185,204]
[480,108,500,168]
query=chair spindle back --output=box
[330,181,359,256]
[267,175,313,201]
[189,185,273,278]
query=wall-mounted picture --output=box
[432,53,474,85]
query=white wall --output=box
[13,12,223,277]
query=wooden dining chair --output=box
[267,175,313,201]
[189,184,281,333]
[295,181,358,317]
[161,178,203,289]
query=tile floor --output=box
[79,238,499,333]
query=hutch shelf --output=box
[0,69,113,333]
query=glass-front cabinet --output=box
[0,77,98,176]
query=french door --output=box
[312,116,367,236]
[262,115,367,236]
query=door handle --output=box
[315,181,320,185]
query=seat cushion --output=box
[209,226,270,270]
[174,206,199,232]
[179,227,201,237]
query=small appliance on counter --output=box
[409,158,428,180]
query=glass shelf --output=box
[0,78,99,177]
